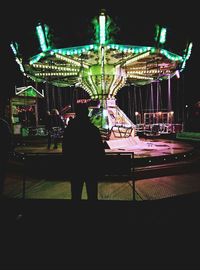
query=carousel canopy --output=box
[10,10,192,100]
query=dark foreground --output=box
[1,196,200,269]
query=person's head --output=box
[51,109,59,115]
[75,103,89,119]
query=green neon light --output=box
[92,17,100,44]
[99,14,106,45]
[151,47,156,53]
[29,52,46,65]
[29,45,99,65]
[154,25,167,45]
[44,24,53,50]
[92,12,117,45]
[52,45,96,55]
[108,44,151,53]
[105,16,117,44]
[10,42,18,56]
[36,24,48,52]
[186,42,193,60]
[26,88,37,97]
[16,57,25,73]
[154,25,160,42]
[160,49,183,61]
[180,42,193,71]
[159,28,167,44]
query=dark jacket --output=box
[62,116,105,178]
[45,114,52,131]
[0,118,12,160]
[50,115,64,129]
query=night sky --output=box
[0,0,199,108]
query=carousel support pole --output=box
[156,81,159,112]
[35,82,39,127]
[139,87,143,124]
[35,101,39,127]
[52,86,56,109]
[45,80,50,112]
[134,85,137,116]
[168,74,171,112]
[150,83,154,112]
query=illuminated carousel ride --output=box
[10,10,192,147]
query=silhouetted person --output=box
[62,103,105,201]
[191,103,200,132]
[0,117,12,196]
[48,109,64,149]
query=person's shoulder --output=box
[65,118,77,131]
[89,120,98,129]
[90,122,98,130]
[70,117,78,125]
[89,122,101,133]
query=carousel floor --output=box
[14,137,194,160]
[3,136,199,201]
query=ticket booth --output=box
[10,86,44,136]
